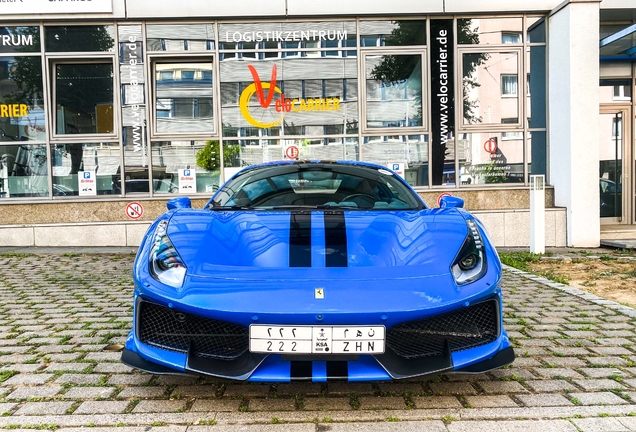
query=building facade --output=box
[0,0,633,248]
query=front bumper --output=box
[122,294,514,381]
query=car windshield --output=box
[209,163,424,210]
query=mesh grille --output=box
[387,300,499,359]
[138,301,249,360]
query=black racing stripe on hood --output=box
[289,212,312,267]
[326,361,348,381]
[324,212,348,267]
[290,361,312,381]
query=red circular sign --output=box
[437,192,452,206]
[484,138,498,154]
[126,202,144,220]
[286,145,299,159]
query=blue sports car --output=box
[122,160,514,381]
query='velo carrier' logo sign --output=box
[239,64,342,129]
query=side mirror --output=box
[439,195,464,209]
[167,197,191,210]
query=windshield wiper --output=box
[208,205,253,210]
[270,205,324,210]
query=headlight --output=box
[149,220,187,288]
[451,219,487,285]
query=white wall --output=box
[286,0,443,16]
[126,0,286,18]
[2,0,125,20]
[549,0,601,247]
[445,0,559,13]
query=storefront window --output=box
[459,132,524,184]
[147,24,215,52]
[0,144,47,198]
[151,140,220,194]
[457,18,523,45]
[461,51,520,126]
[359,20,427,46]
[364,54,425,129]
[118,25,149,195]
[0,27,41,54]
[153,60,214,135]
[45,26,115,52]
[0,56,45,142]
[219,57,358,139]
[222,137,358,172]
[362,135,428,186]
[51,143,120,196]
[54,63,114,135]
[219,21,356,58]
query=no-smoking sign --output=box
[126,202,144,220]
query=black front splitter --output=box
[121,348,193,376]
[454,346,515,374]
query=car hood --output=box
[165,208,469,279]
[136,209,501,319]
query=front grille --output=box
[138,301,249,360]
[387,299,499,359]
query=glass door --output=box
[599,109,632,224]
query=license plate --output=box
[249,325,385,354]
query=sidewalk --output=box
[1,250,636,431]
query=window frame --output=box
[360,48,429,135]
[149,54,217,139]
[458,46,524,131]
[48,56,119,142]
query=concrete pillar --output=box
[548,0,601,247]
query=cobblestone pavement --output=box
[2,252,636,431]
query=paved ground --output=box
[2,251,636,431]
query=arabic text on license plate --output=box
[249,325,385,354]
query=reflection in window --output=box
[0,144,47,198]
[45,26,115,52]
[151,140,220,194]
[365,54,424,129]
[122,124,149,195]
[54,63,114,135]
[359,20,427,46]
[0,27,41,53]
[462,51,519,126]
[362,135,428,186]
[219,58,357,139]
[146,24,215,52]
[457,18,523,45]
[502,118,522,139]
[223,138,358,166]
[502,32,522,44]
[0,56,45,142]
[154,61,214,134]
[501,75,518,96]
[51,143,120,196]
[460,132,524,185]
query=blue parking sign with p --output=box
[184,169,191,176]
[83,172,91,179]
[393,164,400,171]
